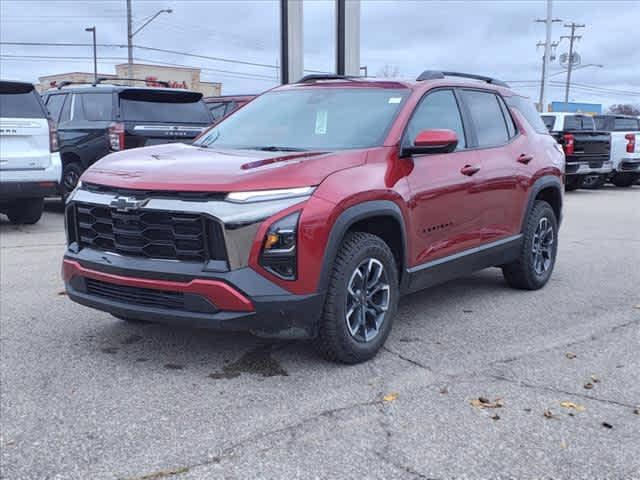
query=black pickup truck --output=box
[541,112,611,190]
[41,83,213,198]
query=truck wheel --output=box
[61,162,83,200]
[315,232,399,364]
[580,175,607,189]
[564,176,580,191]
[6,198,44,225]
[611,173,636,187]
[502,200,558,290]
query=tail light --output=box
[625,133,636,153]
[108,122,125,151]
[563,133,575,155]
[48,119,59,152]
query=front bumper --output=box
[63,248,323,339]
[565,160,613,177]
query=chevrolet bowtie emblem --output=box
[110,196,148,212]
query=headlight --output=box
[260,211,300,280]
[226,187,315,203]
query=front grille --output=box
[86,278,185,310]
[75,202,224,262]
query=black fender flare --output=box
[522,175,563,231]
[317,200,408,294]
[60,149,88,168]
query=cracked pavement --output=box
[1,187,639,480]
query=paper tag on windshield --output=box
[315,110,328,135]
[388,97,402,104]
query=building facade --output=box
[37,63,221,96]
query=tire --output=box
[61,162,83,201]
[502,200,558,290]
[314,232,399,364]
[611,173,637,188]
[6,198,44,224]
[564,176,581,191]
[580,175,607,189]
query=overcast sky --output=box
[1,0,639,107]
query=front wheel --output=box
[61,162,83,201]
[6,198,44,224]
[502,200,558,290]
[315,232,399,364]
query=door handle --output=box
[517,154,533,164]
[460,165,480,176]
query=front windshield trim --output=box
[194,87,410,151]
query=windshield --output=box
[194,87,409,151]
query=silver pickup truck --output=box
[593,115,640,187]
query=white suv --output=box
[0,81,61,224]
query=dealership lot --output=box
[1,187,639,479]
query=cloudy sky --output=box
[1,0,638,108]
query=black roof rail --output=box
[297,74,360,83]
[416,70,509,88]
[96,77,170,87]
[55,80,93,89]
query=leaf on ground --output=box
[565,352,577,359]
[591,375,600,383]
[543,409,557,419]
[470,397,503,409]
[57,290,67,296]
[383,393,399,403]
[490,414,500,420]
[584,382,594,390]
[602,422,613,429]
[439,386,449,394]
[560,401,586,412]
[560,441,568,449]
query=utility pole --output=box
[561,22,585,103]
[85,26,97,83]
[535,0,561,112]
[126,0,133,83]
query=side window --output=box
[45,94,66,122]
[405,89,466,150]
[80,93,113,121]
[225,101,237,116]
[505,96,549,134]
[541,115,556,131]
[208,102,226,121]
[497,96,517,138]
[59,93,73,123]
[461,90,509,147]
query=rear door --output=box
[0,82,50,171]
[117,89,213,148]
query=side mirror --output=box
[402,129,458,156]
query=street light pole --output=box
[126,1,172,85]
[85,26,97,84]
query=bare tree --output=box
[376,64,400,78]
[607,104,640,116]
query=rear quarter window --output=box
[77,93,114,121]
[0,82,46,119]
[505,95,549,134]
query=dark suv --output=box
[63,72,564,364]
[41,83,213,197]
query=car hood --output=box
[82,143,367,192]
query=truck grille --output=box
[86,278,185,310]
[75,203,225,262]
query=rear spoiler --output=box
[0,81,35,94]
[118,89,203,103]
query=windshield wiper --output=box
[248,146,309,152]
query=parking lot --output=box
[1,186,638,479]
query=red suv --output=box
[63,71,564,363]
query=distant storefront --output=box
[37,63,221,96]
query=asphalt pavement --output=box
[1,187,639,480]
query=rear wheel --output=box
[564,176,581,191]
[315,232,399,364]
[61,162,83,201]
[502,200,558,290]
[6,198,44,224]
[611,173,637,187]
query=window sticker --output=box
[315,109,328,135]
[388,97,402,104]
